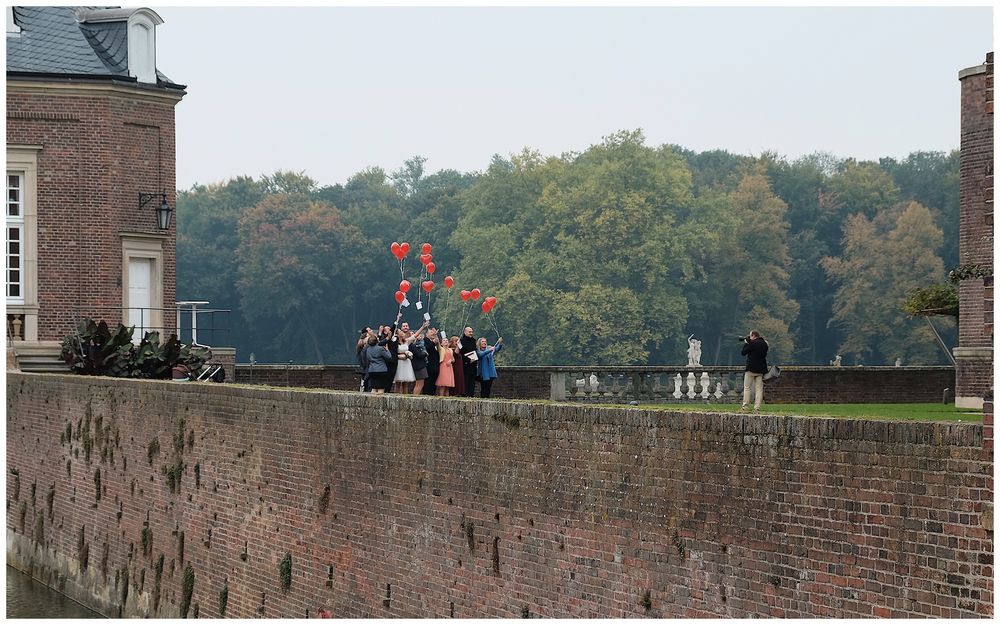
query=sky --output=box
[153,4,994,191]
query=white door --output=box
[128,257,152,341]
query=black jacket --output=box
[423,337,440,375]
[459,335,477,366]
[741,337,769,374]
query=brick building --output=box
[954,52,994,409]
[6,6,185,368]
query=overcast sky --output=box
[154,5,994,191]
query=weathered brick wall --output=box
[6,87,179,341]
[6,373,993,618]
[236,364,954,404]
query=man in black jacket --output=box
[421,327,440,395]
[378,311,402,392]
[740,330,769,413]
[459,326,478,397]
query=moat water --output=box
[6,565,102,618]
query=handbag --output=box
[763,364,780,381]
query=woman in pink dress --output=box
[449,336,465,397]
[436,338,455,396]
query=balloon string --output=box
[444,289,453,333]
[461,300,473,331]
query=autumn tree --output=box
[823,201,949,364]
[236,194,366,363]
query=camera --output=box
[736,336,748,342]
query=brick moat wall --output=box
[6,373,993,618]
[236,364,955,404]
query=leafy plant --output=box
[60,319,211,379]
[949,263,993,283]
[902,283,959,317]
[60,319,134,376]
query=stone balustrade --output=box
[551,367,750,403]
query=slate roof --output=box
[7,6,183,89]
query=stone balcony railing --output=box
[550,366,751,403]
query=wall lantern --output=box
[139,192,173,230]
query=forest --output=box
[176,130,959,367]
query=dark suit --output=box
[459,335,478,397]
[422,337,440,395]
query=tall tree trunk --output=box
[297,310,324,364]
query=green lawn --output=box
[635,403,982,422]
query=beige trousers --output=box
[742,371,764,410]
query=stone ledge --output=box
[954,347,994,359]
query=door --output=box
[128,257,152,341]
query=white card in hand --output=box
[415,301,423,310]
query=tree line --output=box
[176,130,958,366]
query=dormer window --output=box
[7,7,21,35]
[127,10,160,84]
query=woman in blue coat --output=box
[475,336,503,398]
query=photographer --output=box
[739,330,768,413]
[356,328,373,392]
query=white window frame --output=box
[7,172,25,304]
[127,10,161,84]
[7,7,20,35]
[121,234,165,343]
[6,146,39,342]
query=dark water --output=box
[6,566,102,619]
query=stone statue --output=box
[687,334,702,367]
[895,358,902,367]
[830,354,842,367]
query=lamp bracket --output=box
[139,192,165,208]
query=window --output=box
[7,146,39,342]
[7,172,24,304]
[127,13,157,84]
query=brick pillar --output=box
[955,52,994,409]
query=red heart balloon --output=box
[400,242,411,255]
[421,243,432,254]
[394,290,405,304]
[460,290,471,301]
[390,241,401,257]
[444,276,454,288]
[486,296,497,306]
[419,253,432,266]
[482,301,491,313]
[422,280,434,293]
[471,288,481,301]
[426,262,436,275]
[399,280,411,293]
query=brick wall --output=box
[6,86,180,341]
[236,364,955,404]
[6,373,993,618]
[955,52,994,406]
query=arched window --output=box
[127,12,158,83]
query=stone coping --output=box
[7,371,979,447]
[234,363,954,372]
